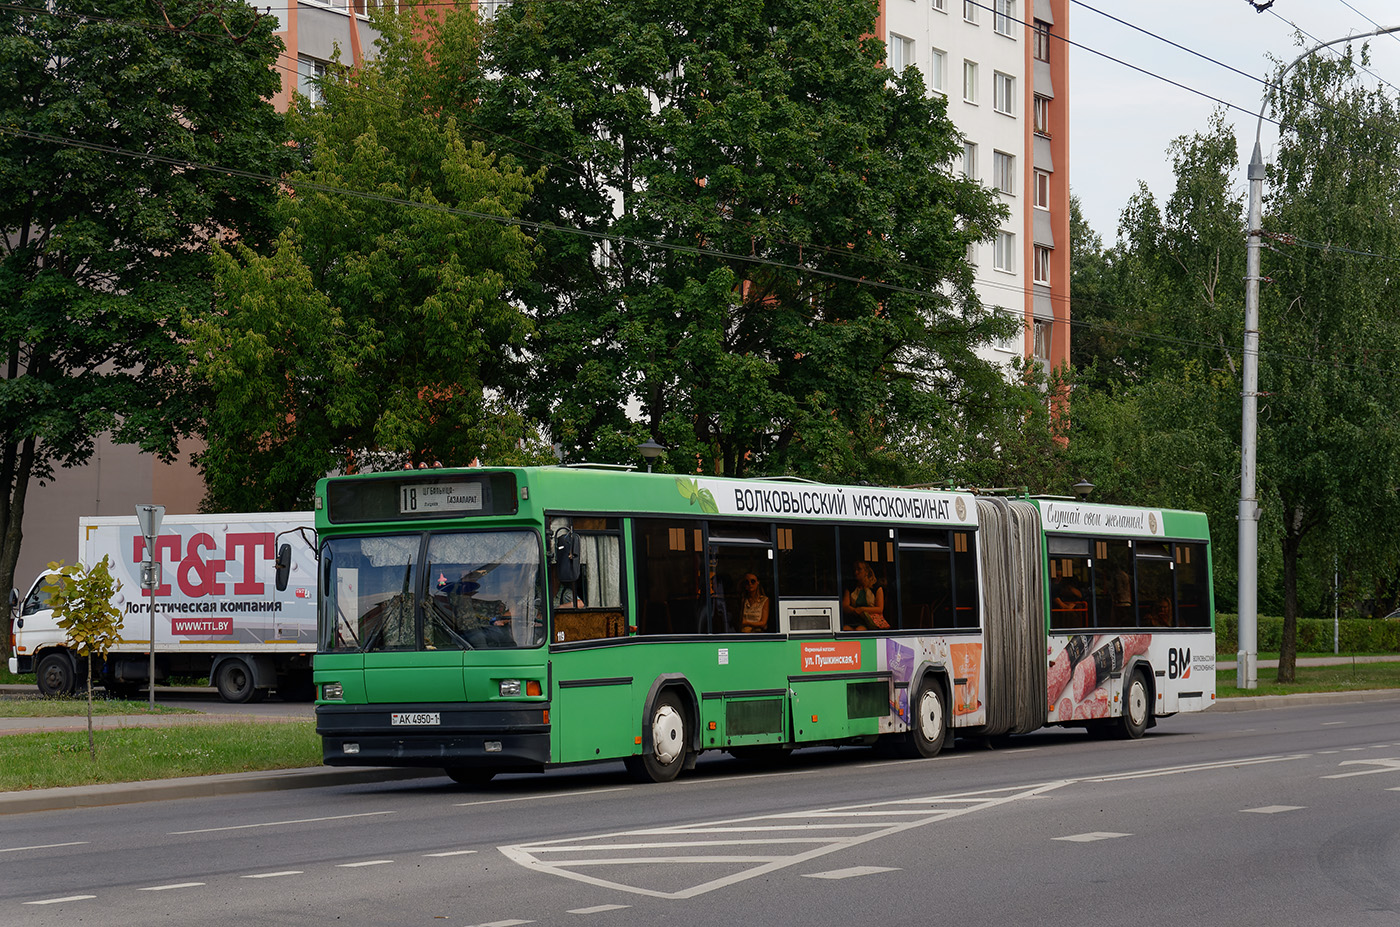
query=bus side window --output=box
[1174,542,1210,627]
[633,519,703,635]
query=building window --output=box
[1034,94,1051,135]
[930,48,947,94]
[993,151,1015,195]
[967,242,978,266]
[888,33,914,73]
[354,0,396,13]
[1034,19,1051,61]
[963,141,978,180]
[994,0,1016,37]
[994,230,1015,273]
[963,60,978,104]
[297,56,328,105]
[933,0,947,11]
[1034,169,1050,209]
[993,72,1015,115]
[1033,319,1051,362]
[477,0,509,19]
[1034,245,1052,285]
[964,0,978,24]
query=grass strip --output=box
[0,696,196,718]
[0,721,321,792]
[1218,660,1400,697]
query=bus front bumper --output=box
[316,702,551,770]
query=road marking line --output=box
[23,895,96,905]
[423,850,479,857]
[338,860,394,868]
[241,871,304,879]
[803,865,900,879]
[0,841,89,854]
[139,882,206,891]
[1322,722,1348,726]
[456,787,628,807]
[470,920,534,927]
[172,811,394,835]
[1241,806,1304,814]
[1323,758,1400,779]
[1055,832,1132,843]
[569,904,630,914]
[1083,754,1309,782]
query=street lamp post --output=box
[1238,25,1400,690]
[637,439,665,473]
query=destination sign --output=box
[399,481,483,515]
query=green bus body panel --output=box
[312,468,1216,771]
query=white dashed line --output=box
[1,841,88,854]
[171,811,394,835]
[803,865,900,880]
[1241,806,1304,814]
[469,920,534,927]
[455,787,628,807]
[241,871,304,879]
[1054,832,1132,843]
[139,882,206,891]
[23,895,96,905]
[338,859,395,868]
[1324,758,1400,778]
[568,904,631,914]
[424,849,479,857]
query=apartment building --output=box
[881,0,1071,371]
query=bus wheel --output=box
[1118,671,1151,740]
[636,692,688,783]
[445,767,496,786]
[900,679,948,759]
[36,652,75,697]
[214,658,265,704]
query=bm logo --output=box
[1168,647,1192,680]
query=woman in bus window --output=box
[739,573,770,632]
[842,561,888,630]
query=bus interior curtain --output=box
[976,498,1046,736]
[579,535,622,607]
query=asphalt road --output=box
[4,696,1399,926]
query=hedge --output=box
[1215,613,1400,654]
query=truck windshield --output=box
[319,530,544,653]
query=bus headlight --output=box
[322,682,344,701]
[500,680,521,697]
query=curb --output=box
[0,766,445,815]
[1207,688,1400,712]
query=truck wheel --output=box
[36,652,75,697]
[214,658,266,704]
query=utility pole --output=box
[1239,24,1400,690]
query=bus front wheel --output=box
[630,692,688,783]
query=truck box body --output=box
[8,512,317,702]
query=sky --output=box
[1068,0,1400,243]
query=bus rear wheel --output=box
[1117,670,1151,739]
[630,692,688,783]
[898,679,948,759]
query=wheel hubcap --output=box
[917,690,942,742]
[1128,682,1147,726]
[651,705,683,765]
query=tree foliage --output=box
[479,0,1019,479]
[42,556,122,757]
[0,0,289,624]
[190,5,545,511]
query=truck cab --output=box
[8,573,72,694]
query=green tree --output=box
[1259,47,1400,680]
[42,557,122,758]
[480,0,1017,480]
[0,1,290,633]
[189,5,544,510]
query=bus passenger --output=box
[842,561,888,630]
[447,570,514,648]
[739,573,770,632]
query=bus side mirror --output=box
[8,588,17,618]
[553,529,582,584]
[275,544,292,592]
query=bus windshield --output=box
[320,530,544,653]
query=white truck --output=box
[7,512,317,703]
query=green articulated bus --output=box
[305,467,1216,784]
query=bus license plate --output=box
[391,712,440,726]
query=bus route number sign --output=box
[399,481,483,515]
